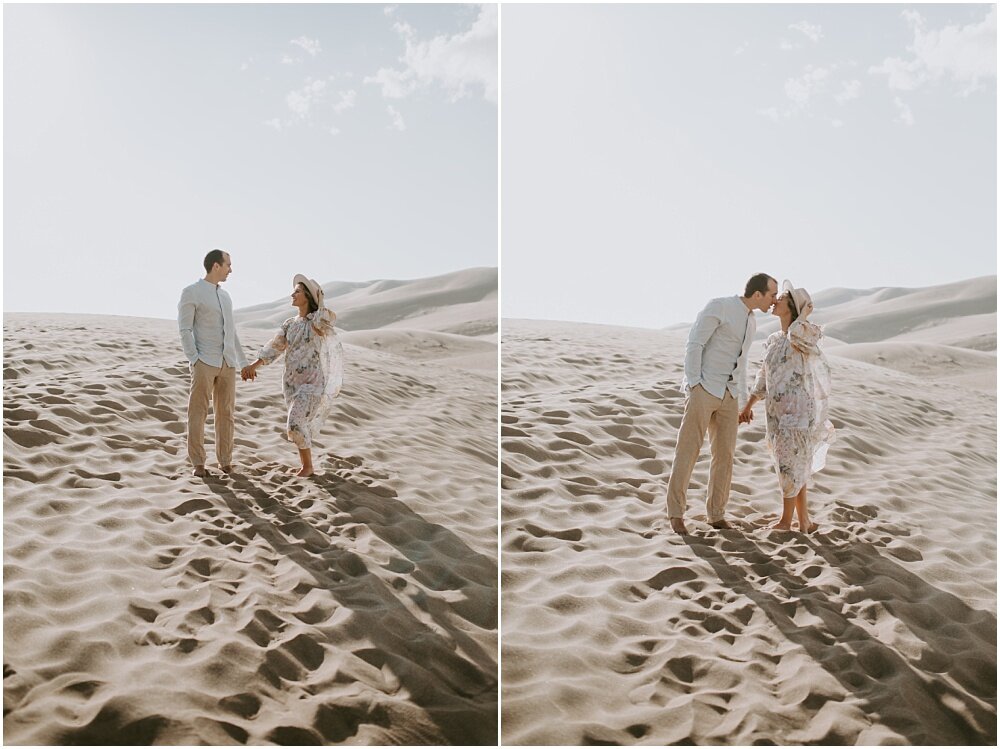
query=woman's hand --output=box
[738,405,754,424]
[241,361,261,381]
[799,301,814,320]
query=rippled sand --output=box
[501,318,996,745]
[4,312,497,745]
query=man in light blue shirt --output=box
[178,249,249,477]
[666,273,777,534]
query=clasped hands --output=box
[738,405,754,425]
[240,364,259,381]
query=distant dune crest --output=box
[235,267,498,372]
[236,267,498,337]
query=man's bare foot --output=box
[803,523,819,534]
[669,517,689,535]
[772,522,792,531]
[709,519,734,530]
[218,465,236,474]
[192,465,207,478]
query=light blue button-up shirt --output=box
[178,279,249,369]
[682,295,756,408]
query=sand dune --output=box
[4,312,497,745]
[341,329,497,372]
[501,294,996,743]
[755,275,997,347]
[830,340,997,392]
[236,267,498,337]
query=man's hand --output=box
[240,365,256,381]
[738,406,753,424]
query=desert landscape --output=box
[3,267,498,744]
[501,275,996,745]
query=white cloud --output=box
[291,36,322,57]
[387,105,406,131]
[263,118,284,131]
[365,4,497,104]
[830,118,844,128]
[286,78,327,119]
[281,54,296,65]
[870,7,997,96]
[240,57,253,72]
[779,38,799,52]
[834,79,862,105]
[757,106,786,123]
[789,21,823,43]
[334,89,357,113]
[329,126,341,136]
[784,65,832,106]
[734,41,749,56]
[893,97,915,126]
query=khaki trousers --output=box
[666,385,739,523]
[187,360,236,467]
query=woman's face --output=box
[291,284,308,308]
[773,294,791,317]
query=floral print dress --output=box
[257,307,344,450]
[751,319,835,497]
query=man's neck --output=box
[203,275,221,287]
[739,296,755,313]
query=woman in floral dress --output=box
[243,274,344,477]
[739,281,834,532]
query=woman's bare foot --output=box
[772,522,793,531]
[803,522,819,534]
[295,467,314,477]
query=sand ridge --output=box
[501,317,996,745]
[4,312,497,745]
[236,267,498,338]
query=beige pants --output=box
[187,360,236,467]
[666,385,739,523]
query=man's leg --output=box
[706,390,739,523]
[213,364,237,467]
[187,361,214,470]
[666,386,717,521]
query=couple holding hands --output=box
[177,249,344,479]
[667,273,835,535]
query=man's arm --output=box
[177,287,199,365]
[683,299,722,391]
[232,325,250,370]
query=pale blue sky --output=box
[4,3,497,319]
[501,4,997,328]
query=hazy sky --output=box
[502,4,997,328]
[4,3,497,320]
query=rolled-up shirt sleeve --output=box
[683,300,722,391]
[178,287,199,365]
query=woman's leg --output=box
[296,448,313,477]
[794,486,816,532]
[773,496,796,530]
[286,395,315,476]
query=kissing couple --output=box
[177,249,345,479]
[666,273,835,535]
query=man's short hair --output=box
[744,273,776,298]
[204,249,227,274]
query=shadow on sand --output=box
[685,530,996,744]
[201,470,498,745]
